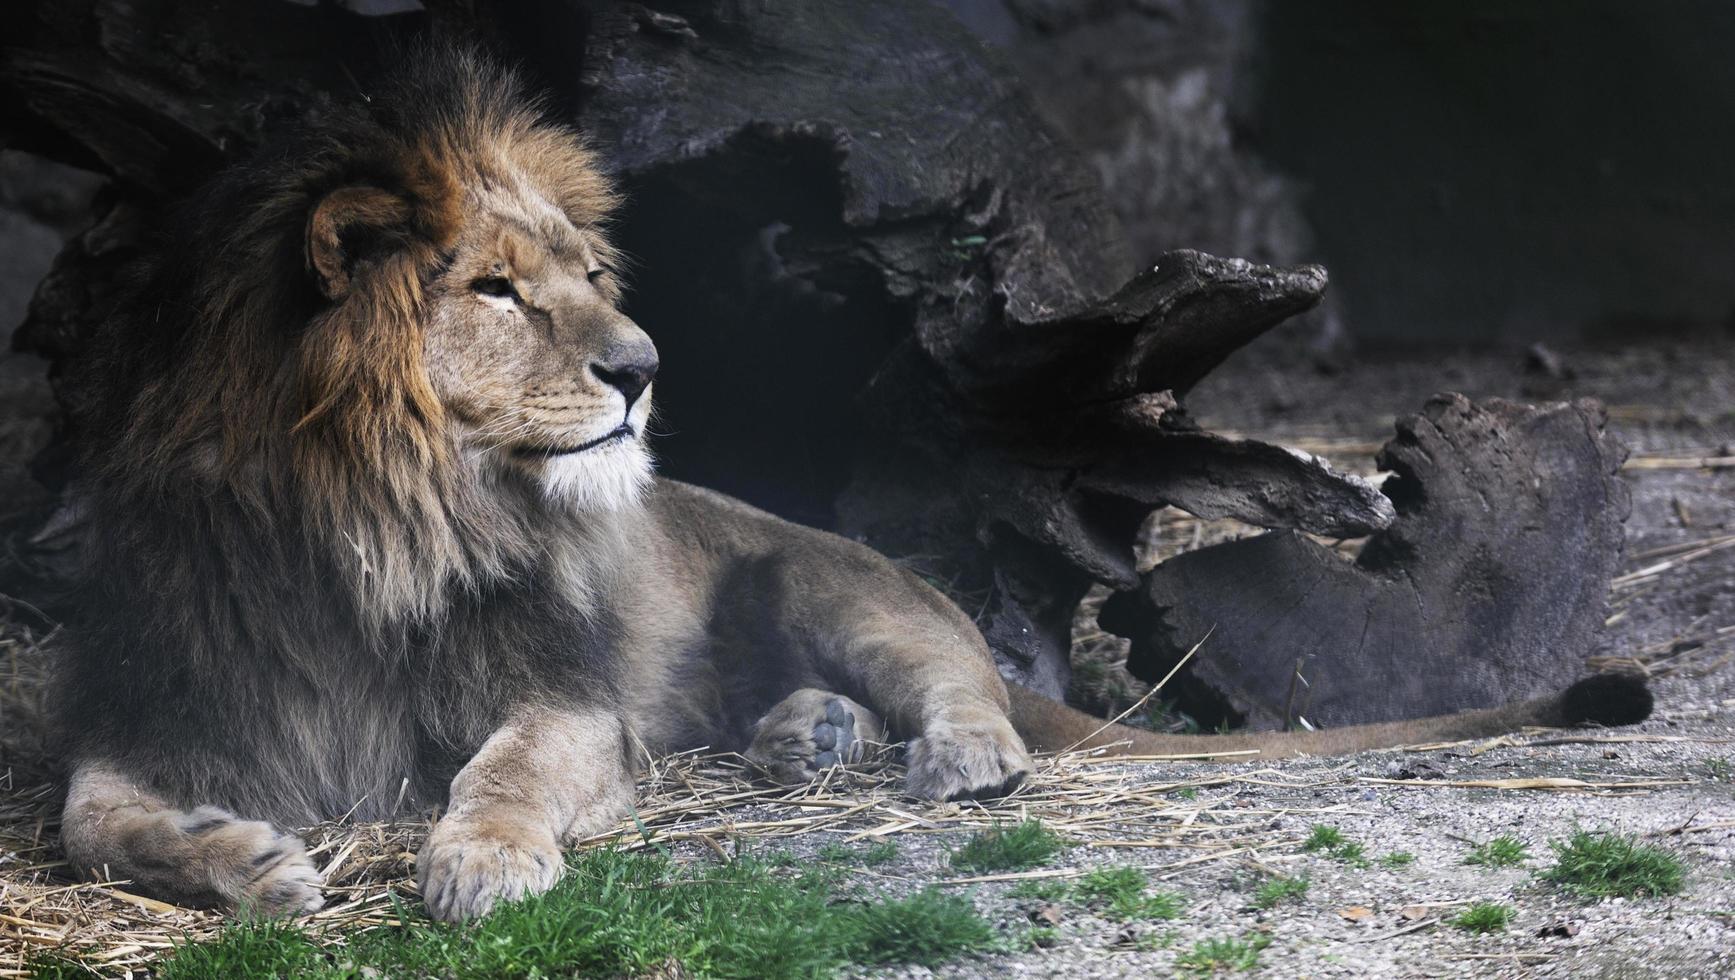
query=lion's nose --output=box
[589,344,659,409]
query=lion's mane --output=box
[55,45,627,823]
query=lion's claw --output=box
[416,819,563,923]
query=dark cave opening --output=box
[611,131,910,530]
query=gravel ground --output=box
[835,341,1735,979]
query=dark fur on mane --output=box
[55,44,626,824]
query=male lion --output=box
[54,46,1650,923]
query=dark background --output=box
[4,0,1734,532]
[12,0,1735,351]
[947,0,1735,347]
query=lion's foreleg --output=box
[840,633,1036,801]
[60,761,324,915]
[416,705,634,923]
[788,580,1036,801]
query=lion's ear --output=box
[306,186,412,300]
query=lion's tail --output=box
[1006,674,1652,760]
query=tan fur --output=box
[418,707,635,921]
[62,765,324,915]
[58,48,1646,925]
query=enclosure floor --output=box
[2,340,1732,977]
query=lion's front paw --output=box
[416,818,563,923]
[905,709,1033,801]
[175,807,325,916]
[746,689,887,785]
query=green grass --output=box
[817,841,899,866]
[146,848,1000,979]
[1252,875,1310,909]
[841,889,999,967]
[950,820,1067,873]
[155,920,342,980]
[1072,867,1184,921]
[1174,934,1272,975]
[1465,834,1530,869]
[1450,901,1515,934]
[1333,842,1369,867]
[1022,926,1059,950]
[1134,930,1179,952]
[1542,831,1686,899]
[1380,851,1416,868]
[1301,824,1369,867]
[1007,867,1184,922]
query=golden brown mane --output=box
[77,45,621,622]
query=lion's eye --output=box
[472,276,519,301]
[586,267,608,283]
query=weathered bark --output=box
[1101,394,1630,728]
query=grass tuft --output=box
[950,819,1067,873]
[1301,825,1345,852]
[1301,824,1368,867]
[1073,867,1184,921]
[1174,933,1272,975]
[1007,867,1184,922]
[1542,831,1686,899]
[1252,875,1310,910]
[1450,901,1515,933]
[840,888,999,967]
[1380,851,1416,868]
[1022,926,1059,951]
[154,919,334,980]
[1465,834,1530,868]
[1332,841,1369,867]
[150,848,999,979]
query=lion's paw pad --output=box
[747,690,885,784]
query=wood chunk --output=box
[1102,395,1630,728]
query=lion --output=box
[52,44,1652,924]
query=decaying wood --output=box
[1101,395,1630,728]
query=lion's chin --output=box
[534,437,655,513]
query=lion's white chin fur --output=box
[537,437,655,513]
